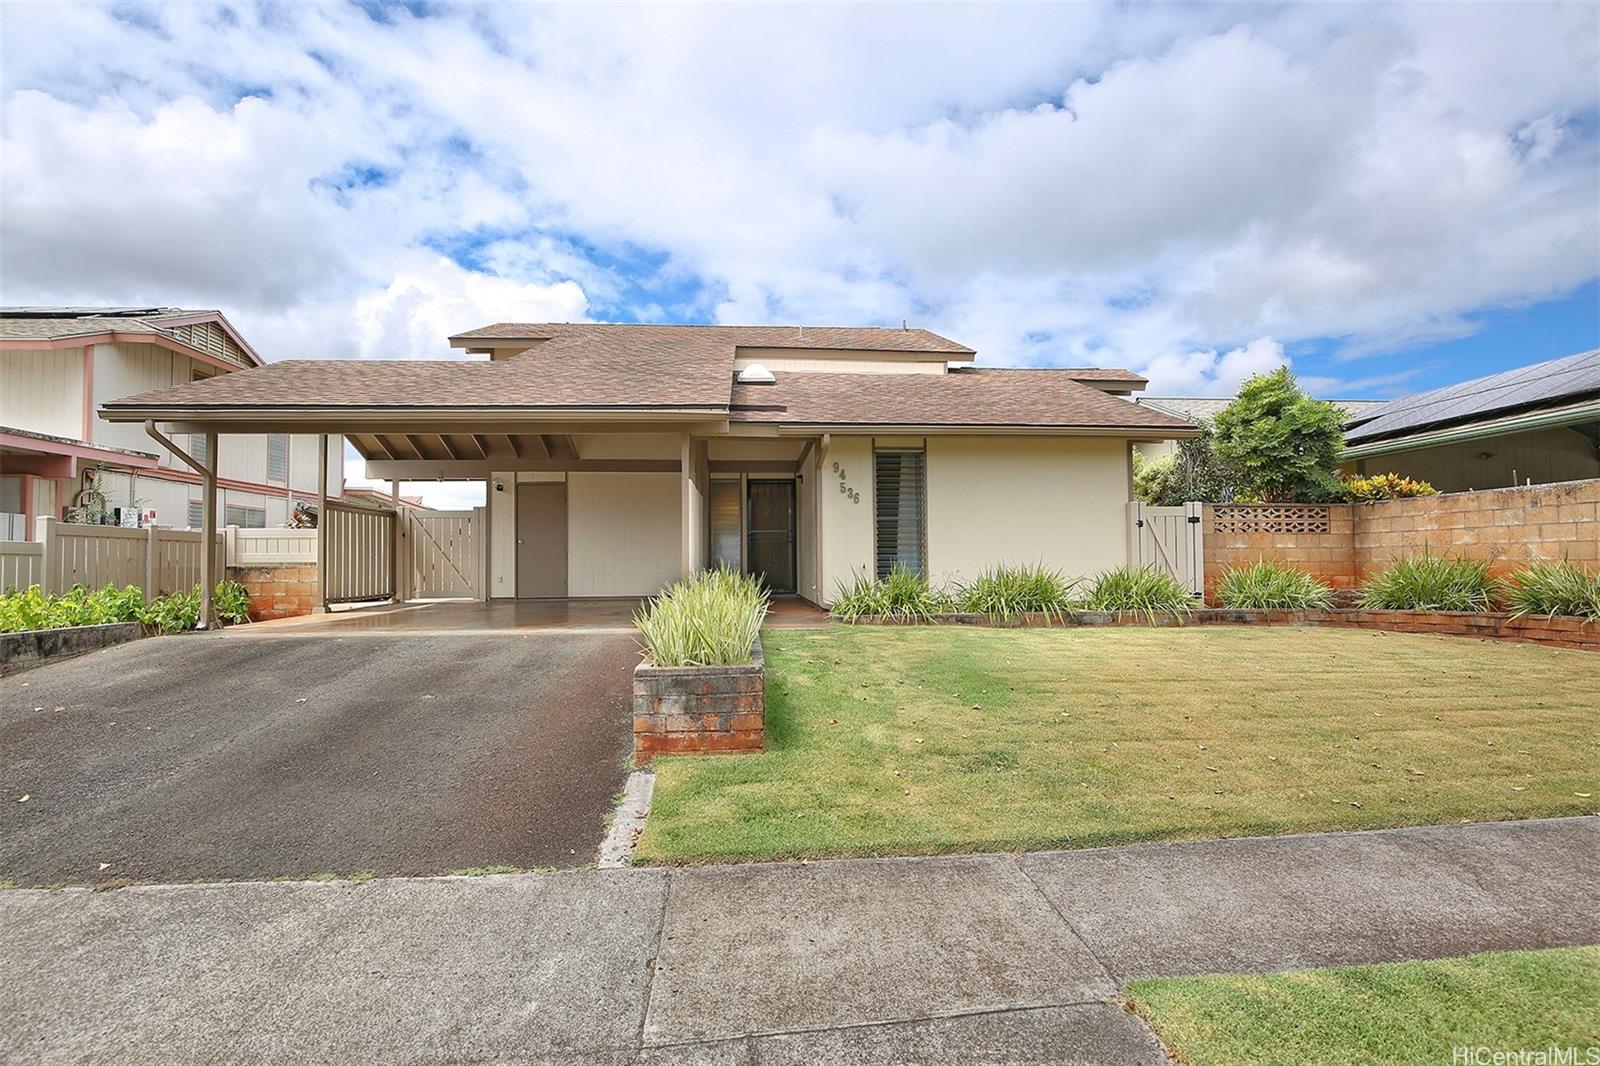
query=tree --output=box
[1134,424,1237,505]
[1211,367,1346,502]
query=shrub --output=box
[1079,566,1194,621]
[0,581,252,635]
[634,567,769,666]
[1212,367,1347,503]
[830,566,951,624]
[1359,553,1497,612]
[955,563,1080,621]
[1214,560,1335,610]
[1498,560,1600,621]
[1343,472,1439,501]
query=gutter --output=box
[1341,401,1600,460]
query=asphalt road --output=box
[0,630,638,886]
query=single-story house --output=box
[0,306,344,539]
[98,322,1196,610]
[1342,349,1600,492]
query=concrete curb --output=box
[0,621,142,676]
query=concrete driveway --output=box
[0,628,638,886]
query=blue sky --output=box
[2,0,1596,408]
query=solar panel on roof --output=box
[1345,350,1600,442]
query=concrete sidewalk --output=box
[3,817,1595,1064]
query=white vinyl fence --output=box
[1127,501,1206,596]
[0,517,223,597]
[408,509,483,599]
[227,527,317,566]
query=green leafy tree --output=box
[1211,368,1346,502]
[1134,424,1237,504]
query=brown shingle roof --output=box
[729,368,1193,430]
[449,322,975,355]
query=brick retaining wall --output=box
[854,610,1597,650]
[226,564,318,622]
[632,639,765,763]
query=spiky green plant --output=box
[633,567,769,666]
[1215,560,1335,610]
[1498,560,1600,621]
[955,563,1081,621]
[1078,566,1194,622]
[830,566,951,624]
[1359,552,1497,612]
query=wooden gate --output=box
[323,502,395,603]
[1127,501,1205,596]
[408,509,482,599]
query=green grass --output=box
[1129,947,1600,1066]
[636,626,1599,864]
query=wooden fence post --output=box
[145,523,159,598]
[34,516,58,594]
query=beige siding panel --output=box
[567,472,681,597]
[734,348,949,374]
[572,433,682,460]
[489,471,517,598]
[817,436,874,602]
[926,436,1131,587]
[1356,427,1600,493]
[1,348,84,439]
[706,438,808,461]
[91,342,183,455]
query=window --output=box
[190,433,209,468]
[187,500,204,529]
[708,478,742,571]
[225,504,267,529]
[874,448,926,579]
[266,433,288,483]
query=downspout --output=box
[145,420,219,629]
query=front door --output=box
[517,482,568,598]
[746,479,795,593]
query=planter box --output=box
[0,621,142,675]
[632,638,765,763]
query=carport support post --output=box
[390,479,402,604]
[315,434,329,613]
[198,431,218,629]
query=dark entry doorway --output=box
[746,479,796,593]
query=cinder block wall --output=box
[1352,479,1599,580]
[1202,504,1359,599]
[227,564,318,621]
[1203,478,1600,600]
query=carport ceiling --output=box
[350,432,580,463]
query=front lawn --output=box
[636,626,1599,864]
[1128,946,1600,1066]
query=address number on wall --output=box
[832,461,860,504]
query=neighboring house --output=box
[1132,396,1388,462]
[0,307,343,539]
[99,322,1195,605]
[1342,350,1600,492]
[341,486,432,512]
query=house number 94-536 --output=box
[832,461,860,503]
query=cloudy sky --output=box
[3,2,1597,502]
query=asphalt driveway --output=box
[0,630,638,886]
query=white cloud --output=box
[0,0,1595,387]
[1141,338,1289,396]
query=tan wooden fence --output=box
[323,502,396,603]
[1127,501,1206,595]
[1,518,223,597]
[408,509,483,599]
[227,527,318,566]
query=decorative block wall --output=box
[226,564,319,621]
[1203,478,1600,601]
[633,640,765,763]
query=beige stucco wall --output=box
[569,472,682,596]
[816,436,875,601]
[924,436,1131,587]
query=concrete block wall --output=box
[1203,478,1599,600]
[227,564,318,621]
